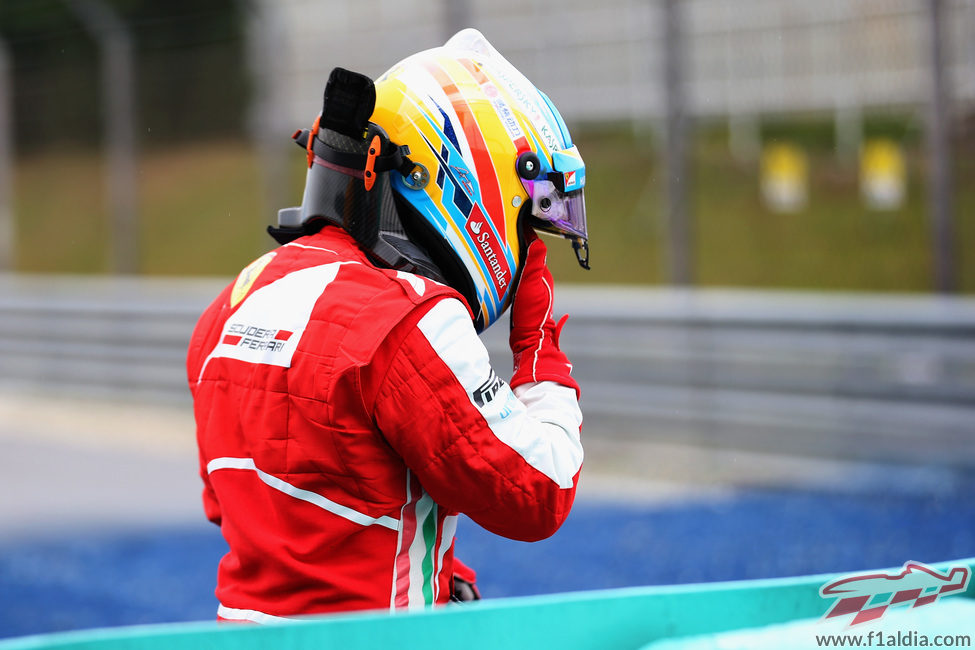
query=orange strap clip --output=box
[306,115,321,168]
[364,134,381,191]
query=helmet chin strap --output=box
[572,238,590,270]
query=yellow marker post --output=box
[760,142,808,213]
[860,138,906,211]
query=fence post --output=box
[66,0,139,275]
[662,0,692,285]
[246,0,289,252]
[925,0,956,293]
[0,38,14,271]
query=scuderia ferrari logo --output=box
[221,324,293,352]
[199,263,347,377]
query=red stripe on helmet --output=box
[422,61,506,237]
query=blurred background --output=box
[1,0,974,641]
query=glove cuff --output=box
[510,315,580,398]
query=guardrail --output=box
[1,557,973,649]
[1,274,973,467]
[551,288,975,468]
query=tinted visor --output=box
[522,177,587,240]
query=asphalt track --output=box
[1,392,973,639]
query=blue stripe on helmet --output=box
[537,90,572,148]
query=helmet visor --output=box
[523,177,587,240]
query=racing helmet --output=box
[272,29,589,332]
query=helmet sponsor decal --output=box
[458,59,530,152]
[418,129,512,304]
[492,93,525,142]
[551,147,586,192]
[467,204,510,295]
[491,66,562,152]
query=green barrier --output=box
[3,558,973,650]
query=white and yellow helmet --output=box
[278,29,588,332]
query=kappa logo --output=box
[472,369,504,407]
[819,561,971,626]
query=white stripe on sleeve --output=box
[416,298,583,488]
[217,605,298,624]
[207,457,399,530]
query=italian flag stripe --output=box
[420,501,438,605]
[392,472,441,610]
[406,493,435,608]
[392,473,417,609]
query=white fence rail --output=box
[1,274,973,467]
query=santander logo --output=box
[466,210,508,291]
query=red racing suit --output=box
[186,226,583,622]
